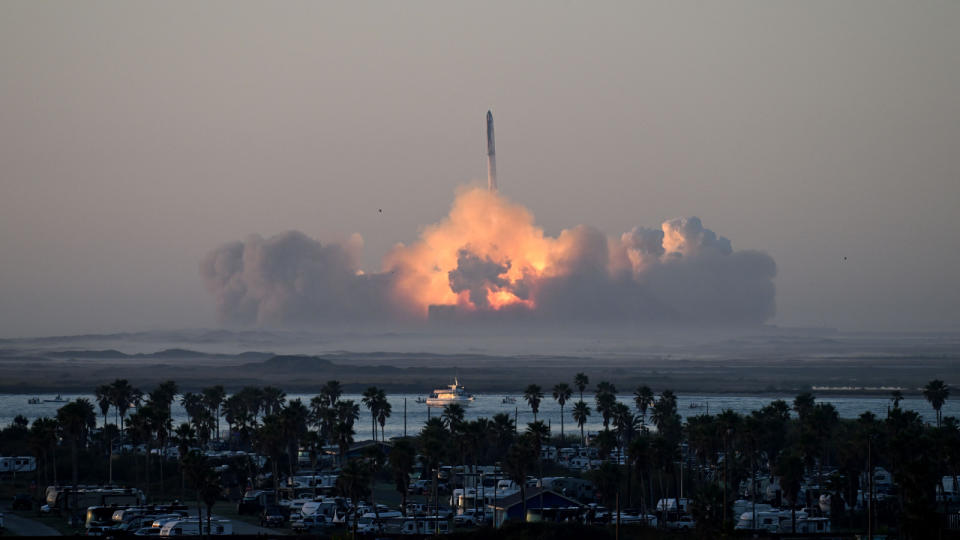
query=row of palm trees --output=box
[5,375,953,538]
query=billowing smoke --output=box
[200,231,398,324]
[201,187,776,325]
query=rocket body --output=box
[486,110,497,192]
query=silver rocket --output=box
[486,110,497,192]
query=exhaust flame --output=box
[384,188,555,315]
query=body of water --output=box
[0,393,960,446]
[2,392,955,442]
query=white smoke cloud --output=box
[200,231,398,325]
[201,191,776,326]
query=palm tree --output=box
[776,449,805,533]
[173,422,196,499]
[418,418,449,510]
[321,380,343,407]
[627,433,651,513]
[254,415,286,499]
[94,384,112,429]
[890,389,904,411]
[183,450,220,536]
[94,384,115,484]
[223,393,254,444]
[150,380,179,412]
[793,392,816,424]
[611,402,636,459]
[201,385,226,441]
[261,386,287,417]
[595,382,617,429]
[523,384,543,422]
[199,468,222,537]
[574,373,589,401]
[442,403,466,430]
[504,435,537,522]
[334,421,355,467]
[30,417,60,487]
[596,381,617,396]
[526,421,550,517]
[127,407,154,494]
[109,379,137,436]
[923,379,950,428]
[309,395,335,445]
[280,400,310,479]
[56,399,96,507]
[572,400,591,445]
[595,391,616,430]
[362,387,383,441]
[377,397,392,442]
[634,385,654,426]
[334,400,359,464]
[181,392,209,442]
[491,413,516,456]
[552,383,573,441]
[337,458,372,538]
[337,399,361,428]
[389,439,416,515]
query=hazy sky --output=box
[2,2,958,336]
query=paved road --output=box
[187,510,285,535]
[1,511,62,536]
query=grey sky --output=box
[1,2,958,336]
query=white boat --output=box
[425,377,474,407]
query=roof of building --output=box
[490,487,583,510]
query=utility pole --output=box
[867,440,872,540]
[616,490,621,540]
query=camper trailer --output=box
[45,486,144,512]
[0,456,36,474]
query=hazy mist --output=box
[2,2,959,336]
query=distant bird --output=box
[378,208,382,213]
[843,257,847,261]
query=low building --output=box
[488,487,583,528]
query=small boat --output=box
[425,377,475,407]
[43,394,68,403]
[28,397,41,405]
[415,397,427,404]
[502,396,516,404]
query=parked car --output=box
[453,508,488,527]
[409,480,431,494]
[290,515,331,533]
[259,505,288,527]
[238,490,275,515]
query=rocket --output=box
[486,110,497,192]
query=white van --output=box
[159,519,232,536]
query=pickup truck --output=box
[290,515,331,533]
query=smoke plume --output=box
[201,187,776,325]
